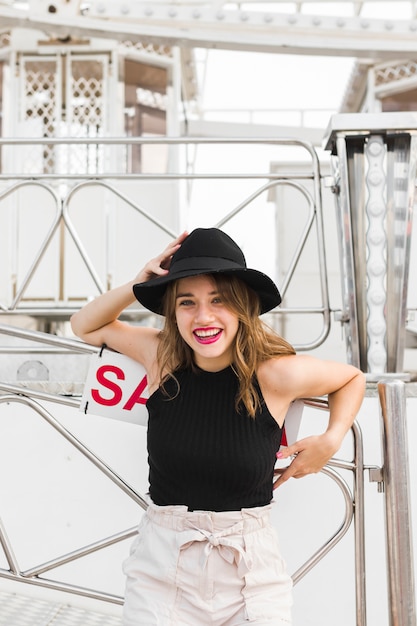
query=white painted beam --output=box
[0,4,417,59]
[182,119,326,146]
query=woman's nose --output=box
[194,303,214,323]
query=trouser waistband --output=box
[145,503,273,574]
[146,502,272,533]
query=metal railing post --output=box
[378,379,416,626]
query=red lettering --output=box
[91,365,124,406]
[123,375,148,410]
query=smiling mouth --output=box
[193,328,222,344]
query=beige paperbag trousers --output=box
[122,502,293,625]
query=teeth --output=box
[195,329,220,338]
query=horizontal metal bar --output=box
[0,324,97,353]
[0,306,329,316]
[0,383,81,407]
[0,173,315,180]
[302,397,329,410]
[0,347,83,354]
[0,308,151,318]
[0,569,124,605]
[22,527,138,578]
[327,458,356,472]
[0,136,317,148]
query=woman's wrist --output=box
[132,270,149,286]
[321,427,346,455]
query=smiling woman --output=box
[70,227,365,626]
[173,275,240,371]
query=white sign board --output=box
[81,347,149,426]
[280,400,303,449]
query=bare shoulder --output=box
[257,354,301,393]
[257,354,363,400]
[265,353,324,379]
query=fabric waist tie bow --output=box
[179,521,253,576]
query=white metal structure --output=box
[0,2,417,626]
[0,1,417,58]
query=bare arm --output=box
[264,355,366,489]
[70,232,188,367]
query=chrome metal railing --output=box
[0,325,367,620]
[5,337,417,626]
[0,136,330,352]
[378,380,416,626]
[2,136,414,624]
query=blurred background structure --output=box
[0,2,416,625]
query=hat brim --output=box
[133,267,281,315]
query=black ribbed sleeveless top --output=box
[146,365,283,512]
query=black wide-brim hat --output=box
[133,228,281,315]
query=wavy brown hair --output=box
[156,273,295,417]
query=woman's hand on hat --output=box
[134,231,188,284]
[273,432,339,489]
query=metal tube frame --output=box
[378,379,416,626]
[0,326,367,618]
[0,136,367,619]
[0,136,330,351]
[325,118,417,375]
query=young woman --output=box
[71,227,365,626]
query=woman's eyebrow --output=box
[176,290,219,299]
[176,291,193,298]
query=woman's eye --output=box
[178,299,193,306]
[212,297,222,304]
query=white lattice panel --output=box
[11,52,113,174]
